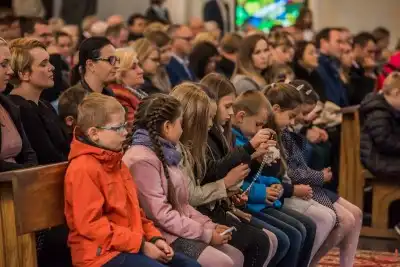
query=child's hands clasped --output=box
[294,184,313,200]
[143,241,173,263]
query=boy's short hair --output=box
[105,23,126,38]
[382,72,400,94]
[58,87,88,120]
[233,90,270,116]
[77,93,125,132]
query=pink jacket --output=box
[123,145,216,245]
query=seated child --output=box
[278,84,363,267]
[64,93,200,267]
[231,90,316,267]
[360,72,400,237]
[360,71,400,179]
[123,94,245,267]
[58,87,88,143]
[171,80,276,267]
[263,82,337,262]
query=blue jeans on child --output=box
[248,207,314,267]
[102,252,201,267]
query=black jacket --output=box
[203,0,230,34]
[8,95,70,165]
[0,94,37,172]
[293,61,327,102]
[203,125,254,186]
[145,6,171,24]
[348,65,376,105]
[360,92,400,178]
[216,56,235,79]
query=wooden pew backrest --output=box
[0,162,68,235]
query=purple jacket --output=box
[123,145,216,245]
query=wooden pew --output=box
[338,105,364,210]
[339,106,399,239]
[0,162,67,267]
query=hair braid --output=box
[134,94,182,212]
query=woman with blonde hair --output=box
[132,38,163,95]
[231,34,270,94]
[108,47,146,129]
[8,37,71,267]
[0,37,37,172]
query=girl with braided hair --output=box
[124,94,245,267]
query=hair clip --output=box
[306,89,312,95]
[296,84,304,91]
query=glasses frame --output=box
[95,56,120,66]
[97,122,128,134]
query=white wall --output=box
[309,0,400,48]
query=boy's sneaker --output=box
[394,223,400,236]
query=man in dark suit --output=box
[166,24,195,87]
[203,0,230,34]
[146,0,171,24]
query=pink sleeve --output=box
[129,160,213,244]
[187,205,217,229]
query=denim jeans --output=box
[249,208,304,267]
[102,252,201,267]
[249,216,290,267]
[270,207,316,267]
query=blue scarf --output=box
[132,129,181,166]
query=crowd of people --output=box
[1,1,400,267]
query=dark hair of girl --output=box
[133,94,182,211]
[70,37,113,85]
[189,41,219,80]
[200,72,237,145]
[289,79,319,105]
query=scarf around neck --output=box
[132,128,181,166]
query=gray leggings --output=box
[283,197,336,260]
[197,244,244,267]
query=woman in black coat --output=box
[0,38,37,172]
[293,41,327,102]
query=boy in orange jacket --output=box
[64,93,200,267]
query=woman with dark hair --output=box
[189,41,219,80]
[0,37,37,172]
[231,34,270,93]
[68,36,117,96]
[293,41,327,102]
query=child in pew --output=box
[262,83,337,263]
[275,83,362,267]
[171,80,276,267]
[360,72,400,236]
[231,90,316,267]
[64,93,200,267]
[58,87,88,144]
[123,94,245,267]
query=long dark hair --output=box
[200,73,236,146]
[70,37,112,85]
[189,41,219,80]
[133,94,182,211]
